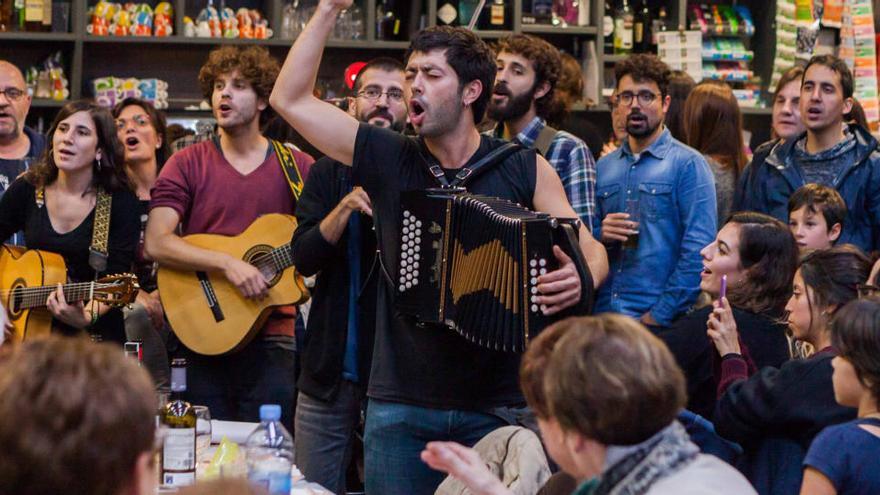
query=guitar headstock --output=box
[94,274,140,307]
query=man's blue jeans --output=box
[364,398,528,495]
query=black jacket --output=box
[661,306,791,418]
[713,348,856,450]
[291,158,377,403]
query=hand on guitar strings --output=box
[536,245,582,316]
[222,256,269,299]
[46,284,91,329]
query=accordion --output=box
[395,189,594,352]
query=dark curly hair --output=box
[614,54,672,98]
[198,45,280,123]
[25,99,129,193]
[494,34,561,120]
[406,26,496,124]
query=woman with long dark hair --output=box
[660,212,797,418]
[112,97,171,384]
[0,100,140,343]
[709,246,869,493]
[683,81,747,224]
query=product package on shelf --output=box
[844,0,879,128]
[25,52,69,101]
[86,1,173,36]
[93,76,169,109]
[657,30,702,84]
[183,3,272,39]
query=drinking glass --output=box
[193,405,212,462]
[623,198,640,250]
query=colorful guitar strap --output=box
[271,139,304,202]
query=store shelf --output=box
[0,32,76,41]
[81,34,409,50]
[30,98,68,108]
[469,29,513,39]
[740,106,771,115]
[520,24,597,36]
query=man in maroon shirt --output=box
[145,45,313,430]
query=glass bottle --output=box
[613,0,633,55]
[159,358,197,488]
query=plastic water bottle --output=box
[245,404,295,495]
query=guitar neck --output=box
[17,281,106,310]
[254,243,295,274]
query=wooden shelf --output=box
[520,24,597,36]
[0,32,76,41]
[30,98,68,108]
[81,35,409,50]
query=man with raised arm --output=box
[270,1,608,493]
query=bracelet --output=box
[88,308,100,328]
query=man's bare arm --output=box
[532,156,609,288]
[269,0,359,166]
[144,207,268,298]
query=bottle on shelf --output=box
[23,0,43,31]
[633,0,651,53]
[530,0,553,25]
[159,358,197,488]
[603,0,614,54]
[613,0,633,55]
[376,0,403,40]
[651,6,668,49]
[245,404,295,495]
[486,0,509,30]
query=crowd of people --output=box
[1,0,880,493]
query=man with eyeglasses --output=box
[0,61,45,245]
[593,54,716,331]
[487,34,596,231]
[289,57,404,494]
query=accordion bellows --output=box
[395,189,593,352]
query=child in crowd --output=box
[788,184,846,252]
[801,298,880,495]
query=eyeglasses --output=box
[614,91,658,107]
[357,87,405,102]
[115,114,152,131]
[857,283,880,300]
[0,87,26,101]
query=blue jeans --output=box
[364,399,527,495]
[294,380,363,495]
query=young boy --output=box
[788,183,846,252]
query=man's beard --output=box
[360,107,404,132]
[625,109,659,138]
[487,83,536,123]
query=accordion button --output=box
[530,259,537,267]
[416,220,422,227]
[531,304,539,313]
[406,282,412,289]
[530,295,538,303]
[414,254,421,260]
[540,304,548,313]
[531,277,538,284]
[399,285,406,291]
[413,270,419,277]
[539,268,547,276]
[414,262,420,269]
[400,276,406,283]
[539,259,547,267]
[531,287,538,294]
[530,268,538,276]
[415,245,421,252]
[415,229,422,236]
[404,210,410,217]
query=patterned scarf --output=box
[574,422,700,495]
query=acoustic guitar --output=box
[157,214,309,356]
[0,245,139,342]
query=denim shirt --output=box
[592,129,717,326]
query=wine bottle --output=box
[488,0,508,30]
[159,358,197,488]
[603,0,614,54]
[376,0,402,40]
[23,0,41,31]
[651,6,668,50]
[613,0,633,55]
[633,0,650,53]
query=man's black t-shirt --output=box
[352,123,537,410]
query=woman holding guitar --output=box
[0,100,140,343]
[113,97,171,384]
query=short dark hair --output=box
[831,298,880,403]
[614,54,672,98]
[352,56,405,94]
[788,183,847,233]
[25,99,129,193]
[494,34,562,119]
[803,54,854,99]
[0,337,156,495]
[726,212,799,314]
[664,70,696,142]
[406,26,496,124]
[112,97,171,170]
[775,66,805,97]
[543,314,686,445]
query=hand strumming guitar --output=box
[222,255,268,299]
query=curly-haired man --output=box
[145,45,314,437]
[487,34,597,232]
[593,54,716,330]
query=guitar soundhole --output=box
[9,284,24,315]
[244,244,283,287]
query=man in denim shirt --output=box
[593,55,717,329]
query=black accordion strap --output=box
[420,141,523,188]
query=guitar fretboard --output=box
[13,282,113,310]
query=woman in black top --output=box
[0,100,140,343]
[660,212,797,418]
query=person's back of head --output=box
[542,314,686,446]
[799,245,871,313]
[683,81,746,174]
[664,70,696,142]
[0,336,157,495]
